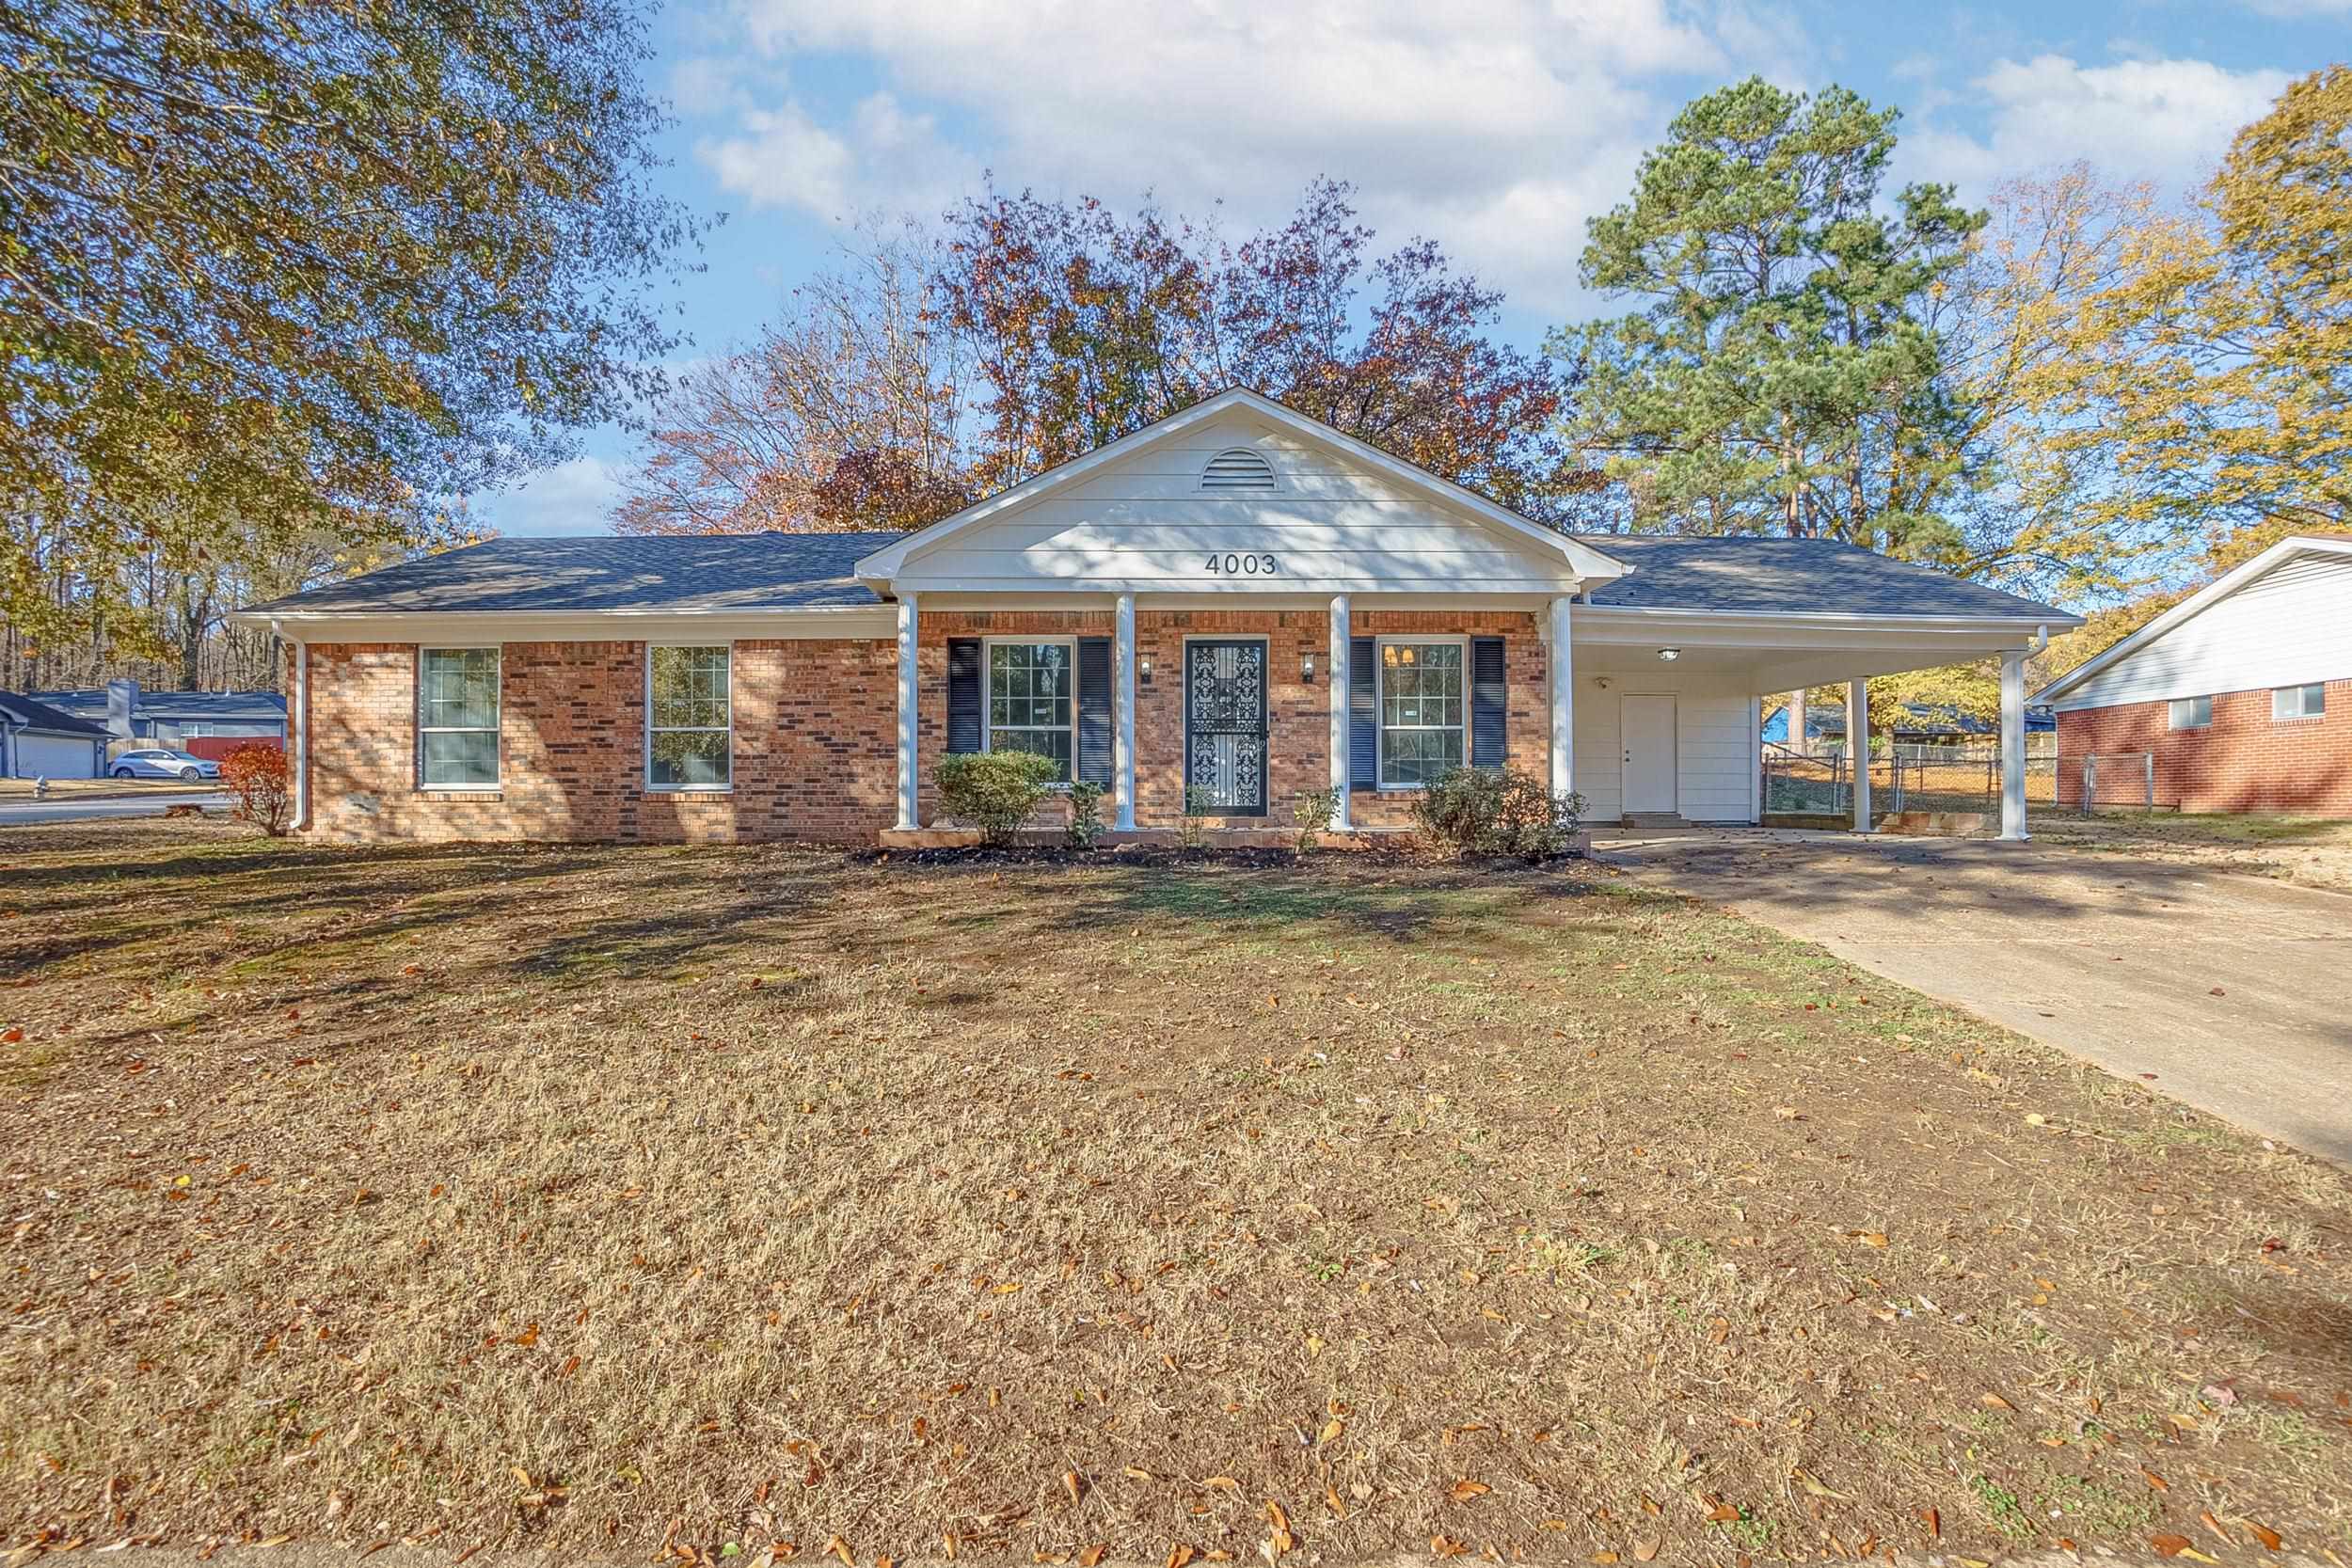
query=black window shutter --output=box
[946,638,982,753]
[1075,637,1112,785]
[1470,636,1506,768]
[1348,635,1377,793]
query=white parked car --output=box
[109,748,221,783]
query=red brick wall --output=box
[296,611,1556,845]
[2055,679,2352,816]
[299,640,898,845]
[917,608,1549,831]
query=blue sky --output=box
[477,0,2350,537]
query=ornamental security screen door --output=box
[1184,639,1268,816]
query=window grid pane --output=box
[986,643,1073,782]
[420,649,499,784]
[1378,641,1467,787]
[649,646,731,788]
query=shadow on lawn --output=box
[1607,833,2339,928]
[1039,858,1639,945]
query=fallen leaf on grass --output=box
[1979,1393,2015,1411]
[823,1538,851,1568]
[2142,1468,2169,1491]
[1324,1487,1346,1520]
[2245,1521,2281,1552]
[1918,1509,1939,1540]
[1449,1481,1490,1502]
[1164,1545,1194,1568]
[1264,1501,1294,1555]
[1429,1539,1469,1560]
[1633,1540,1661,1562]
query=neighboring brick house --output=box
[232,389,2077,847]
[2034,537,2352,816]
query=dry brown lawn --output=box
[2,818,2348,1566]
[2027,811,2352,895]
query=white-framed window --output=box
[2169,694,2212,730]
[1376,637,1467,788]
[180,721,212,737]
[2274,682,2327,721]
[418,646,501,787]
[647,644,732,790]
[983,637,1075,783]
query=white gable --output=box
[859,390,1624,596]
[2042,542,2352,712]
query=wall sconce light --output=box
[1137,655,1154,683]
[1657,647,1681,662]
[1300,650,1317,684]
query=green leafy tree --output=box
[2109,64,2352,558]
[1551,78,1983,555]
[2,0,703,653]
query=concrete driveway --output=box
[1595,828,2352,1164]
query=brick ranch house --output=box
[233,389,2078,847]
[2034,535,2352,816]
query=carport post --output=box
[1999,649,2028,841]
[1848,678,1871,832]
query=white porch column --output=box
[895,593,920,832]
[1999,649,2029,841]
[291,637,309,832]
[1848,677,1872,832]
[1327,594,1352,832]
[1113,592,1137,831]
[1548,595,1576,800]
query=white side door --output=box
[1621,695,1678,814]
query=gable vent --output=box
[1200,448,1278,494]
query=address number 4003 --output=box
[1202,553,1279,576]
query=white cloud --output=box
[475,455,626,538]
[693,0,1760,305]
[1907,54,2292,196]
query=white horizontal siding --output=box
[1569,679,1756,825]
[2054,554,2352,711]
[896,414,1578,594]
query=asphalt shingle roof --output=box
[240,530,2072,623]
[1571,534,2071,620]
[0,691,110,736]
[34,689,287,721]
[244,532,907,615]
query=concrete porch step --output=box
[1619,813,1688,830]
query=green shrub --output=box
[1293,785,1340,855]
[1409,766,1584,861]
[1066,780,1106,849]
[933,751,1061,847]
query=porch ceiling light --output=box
[1657,647,1681,661]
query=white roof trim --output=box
[850,388,1629,586]
[2029,536,2352,705]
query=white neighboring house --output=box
[2032,535,2352,816]
[0,692,109,779]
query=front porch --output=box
[876,591,2053,845]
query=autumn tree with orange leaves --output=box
[615,180,1585,535]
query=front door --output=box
[1622,694,1678,814]
[1184,639,1268,816]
